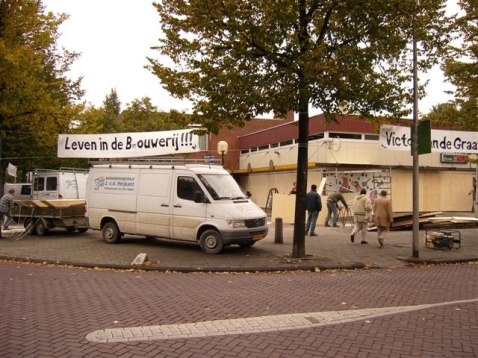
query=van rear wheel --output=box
[102,222,121,244]
[199,230,224,254]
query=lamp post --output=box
[217,141,228,167]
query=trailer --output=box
[8,168,89,236]
[12,199,88,236]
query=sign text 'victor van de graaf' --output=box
[379,125,477,154]
[57,129,200,158]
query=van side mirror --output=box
[194,191,206,203]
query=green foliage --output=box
[117,97,191,132]
[100,88,121,133]
[148,0,451,133]
[71,96,192,135]
[439,0,478,132]
[0,0,84,177]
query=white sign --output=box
[57,129,200,158]
[379,125,478,154]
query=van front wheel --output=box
[102,222,121,244]
[199,230,224,254]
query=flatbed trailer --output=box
[12,199,88,236]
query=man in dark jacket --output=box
[305,184,322,236]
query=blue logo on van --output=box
[93,177,105,190]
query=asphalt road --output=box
[1,261,477,357]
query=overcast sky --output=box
[43,0,458,117]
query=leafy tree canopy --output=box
[71,93,192,135]
[117,97,191,133]
[437,0,478,132]
[148,0,452,133]
[100,88,121,133]
[0,0,84,178]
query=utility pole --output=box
[412,20,420,258]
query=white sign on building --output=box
[379,125,478,154]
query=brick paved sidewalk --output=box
[0,215,477,272]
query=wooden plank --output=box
[14,199,85,209]
[428,216,478,222]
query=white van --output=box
[85,161,268,254]
[3,183,32,199]
[32,168,89,199]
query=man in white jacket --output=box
[350,188,372,244]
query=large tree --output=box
[438,0,478,132]
[148,0,451,257]
[0,0,83,182]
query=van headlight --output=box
[226,219,246,228]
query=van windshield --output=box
[197,174,248,200]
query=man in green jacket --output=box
[324,192,348,227]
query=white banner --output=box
[379,125,478,154]
[7,163,17,177]
[57,129,201,158]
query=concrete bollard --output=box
[275,217,283,244]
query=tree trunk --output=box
[291,97,309,258]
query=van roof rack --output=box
[33,167,89,174]
[89,157,222,166]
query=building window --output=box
[270,142,279,148]
[240,149,249,154]
[280,139,293,146]
[198,134,208,150]
[308,133,325,141]
[329,132,361,140]
[258,145,269,151]
[364,134,379,141]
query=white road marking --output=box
[86,298,478,343]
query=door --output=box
[136,171,171,238]
[170,174,207,241]
[33,175,58,200]
[60,173,86,199]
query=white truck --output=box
[30,168,88,200]
[85,160,268,254]
[12,168,89,235]
[3,183,32,199]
